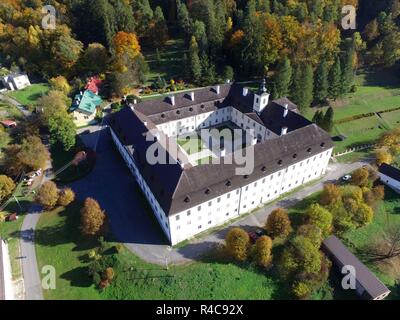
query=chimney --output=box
[215,85,220,95]
[169,95,175,106]
[129,103,135,111]
[251,137,257,146]
[220,148,226,157]
[283,104,289,118]
[243,87,249,96]
[133,99,137,104]
[281,127,288,135]
[190,91,195,101]
[144,121,148,127]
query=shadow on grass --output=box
[60,266,93,288]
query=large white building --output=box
[109,82,334,245]
[378,163,400,193]
[0,73,31,91]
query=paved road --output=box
[20,204,43,300]
[71,126,368,265]
[0,93,31,117]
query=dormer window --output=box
[320,142,325,148]
[307,148,312,153]
[176,110,181,115]
[278,160,283,165]
[293,154,298,159]
[205,189,211,195]
[200,105,205,109]
[226,180,232,187]
[244,175,249,179]
[189,107,193,112]
[161,114,165,118]
[261,166,267,172]
[184,196,190,203]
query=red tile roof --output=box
[85,76,102,94]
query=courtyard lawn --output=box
[143,39,188,86]
[35,201,288,300]
[177,134,205,155]
[8,83,49,106]
[332,115,389,153]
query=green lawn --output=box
[332,115,389,153]
[143,39,188,86]
[0,192,33,280]
[35,202,288,300]
[379,109,400,129]
[177,134,205,155]
[8,83,49,106]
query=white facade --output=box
[379,173,400,193]
[111,116,333,245]
[0,74,31,91]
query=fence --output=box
[332,143,376,158]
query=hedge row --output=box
[334,106,400,125]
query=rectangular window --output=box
[176,215,180,221]
[198,206,201,211]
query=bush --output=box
[254,236,273,269]
[303,204,333,237]
[36,181,59,209]
[0,175,16,201]
[320,184,342,206]
[350,168,370,188]
[80,198,107,237]
[265,208,292,239]
[225,227,250,262]
[57,188,75,207]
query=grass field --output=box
[143,39,188,86]
[35,202,288,300]
[379,109,400,128]
[332,115,389,152]
[8,83,49,106]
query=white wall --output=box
[379,173,400,193]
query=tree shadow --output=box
[60,266,93,288]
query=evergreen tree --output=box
[222,65,234,82]
[341,40,355,94]
[312,110,324,127]
[177,0,192,38]
[291,64,314,112]
[321,107,334,132]
[328,57,342,100]
[200,53,216,85]
[314,59,329,104]
[189,36,202,83]
[273,57,293,99]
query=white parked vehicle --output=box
[342,174,352,182]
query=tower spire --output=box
[260,78,267,93]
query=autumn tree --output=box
[49,76,71,95]
[320,183,342,206]
[265,208,292,239]
[375,148,393,166]
[36,181,59,209]
[0,175,15,201]
[254,235,273,269]
[4,136,50,176]
[225,227,251,262]
[303,203,333,237]
[81,198,107,237]
[297,224,323,248]
[350,168,370,188]
[79,43,109,75]
[57,188,76,207]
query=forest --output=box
[1,0,400,110]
